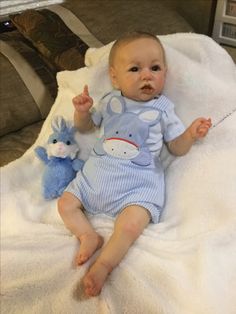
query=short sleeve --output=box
[91,95,107,127]
[91,91,117,127]
[162,99,185,142]
[91,106,103,126]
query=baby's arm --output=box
[167,117,212,156]
[73,85,95,132]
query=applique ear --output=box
[138,109,161,126]
[107,96,126,116]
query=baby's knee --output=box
[120,221,142,240]
[117,206,150,240]
[58,192,83,218]
[57,192,75,217]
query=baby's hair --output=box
[109,31,166,67]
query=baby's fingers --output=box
[72,95,85,107]
[83,85,89,96]
[197,125,210,137]
[198,118,212,131]
[205,118,212,128]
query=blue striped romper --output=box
[65,91,185,223]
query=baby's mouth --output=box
[141,84,154,93]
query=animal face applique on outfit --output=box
[93,95,161,166]
[35,116,84,200]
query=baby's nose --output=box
[141,69,152,80]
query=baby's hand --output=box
[189,118,212,140]
[72,85,93,113]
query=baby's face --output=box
[109,38,167,102]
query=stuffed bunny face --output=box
[47,116,79,159]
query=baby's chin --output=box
[135,92,156,102]
[122,91,156,102]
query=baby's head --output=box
[109,31,167,102]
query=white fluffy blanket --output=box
[1,33,236,314]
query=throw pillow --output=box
[10,9,89,71]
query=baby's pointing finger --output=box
[83,85,89,96]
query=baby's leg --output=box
[58,192,103,265]
[83,205,150,296]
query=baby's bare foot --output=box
[83,260,112,297]
[75,233,104,266]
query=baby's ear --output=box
[109,67,119,89]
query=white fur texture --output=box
[1,33,236,314]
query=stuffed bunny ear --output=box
[51,116,67,132]
[68,126,77,135]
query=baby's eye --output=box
[129,66,139,72]
[116,131,119,134]
[53,139,57,144]
[151,65,161,71]
[66,141,71,145]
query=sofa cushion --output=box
[0,121,44,167]
[0,30,57,137]
[61,0,194,44]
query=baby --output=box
[58,31,212,297]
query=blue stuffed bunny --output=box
[35,116,84,200]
